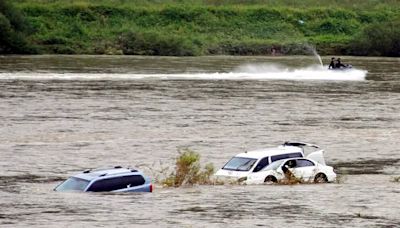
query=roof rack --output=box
[83,169,91,173]
[82,166,122,174]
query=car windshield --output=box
[262,159,286,171]
[55,177,90,192]
[222,157,257,171]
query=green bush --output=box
[312,18,360,35]
[119,31,202,56]
[0,0,35,53]
[0,12,32,53]
[348,19,400,56]
[0,0,27,31]
[40,36,68,45]
[212,40,273,55]
[0,13,13,52]
[161,148,215,187]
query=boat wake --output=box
[0,64,367,81]
[233,64,367,81]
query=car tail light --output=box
[149,184,153,192]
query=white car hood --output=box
[214,169,249,178]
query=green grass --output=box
[1,0,400,55]
[12,0,400,9]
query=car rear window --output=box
[271,152,302,163]
[87,175,146,192]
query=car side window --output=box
[87,175,145,192]
[253,157,270,172]
[295,159,314,168]
[271,152,302,163]
[287,152,303,159]
[120,175,145,188]
[87,178,122,192]
[271,154,286,162]
[284,160,297,168]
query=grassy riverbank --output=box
[2,0,400,56]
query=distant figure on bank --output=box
[271,47,277,56]
[328,57,336,69]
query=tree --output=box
[349,19,400,57]
[0,0,34,53]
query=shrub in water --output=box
[392,176,400,183]
[161,148,215,187]
[277,169,304,185]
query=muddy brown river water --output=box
[0,55,399,227]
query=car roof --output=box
[73,167,142,181]
[234,145,303,159]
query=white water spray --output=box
[311,48,323,67]
[0,45,367,82]
[233,64,366,81]
[304,44,323,67]
[0,66,367,81]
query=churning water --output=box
[0,55,399,227]
[0,55,366,81]
[0,63,367,81]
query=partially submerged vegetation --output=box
[391,176,400,183]
[0,0,399,56]
[161,148,215,187]
[274,171,334,185]
[276,172,304,185]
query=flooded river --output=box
[0,55,399,227]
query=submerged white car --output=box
[245,156,337,184]
[214,142,336,183]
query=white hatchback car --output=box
[214,142,336,183]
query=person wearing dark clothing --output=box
[335,58,346,68]
[328,57,336,69]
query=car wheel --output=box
[264,176,277,184]
[314,173,328,183]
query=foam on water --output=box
[0,64,367,81]
[233,64,367,81]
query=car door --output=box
[306,150,326,165]
[291,159,317,182]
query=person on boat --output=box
[328,57,336,69]
[335,58,346,68]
